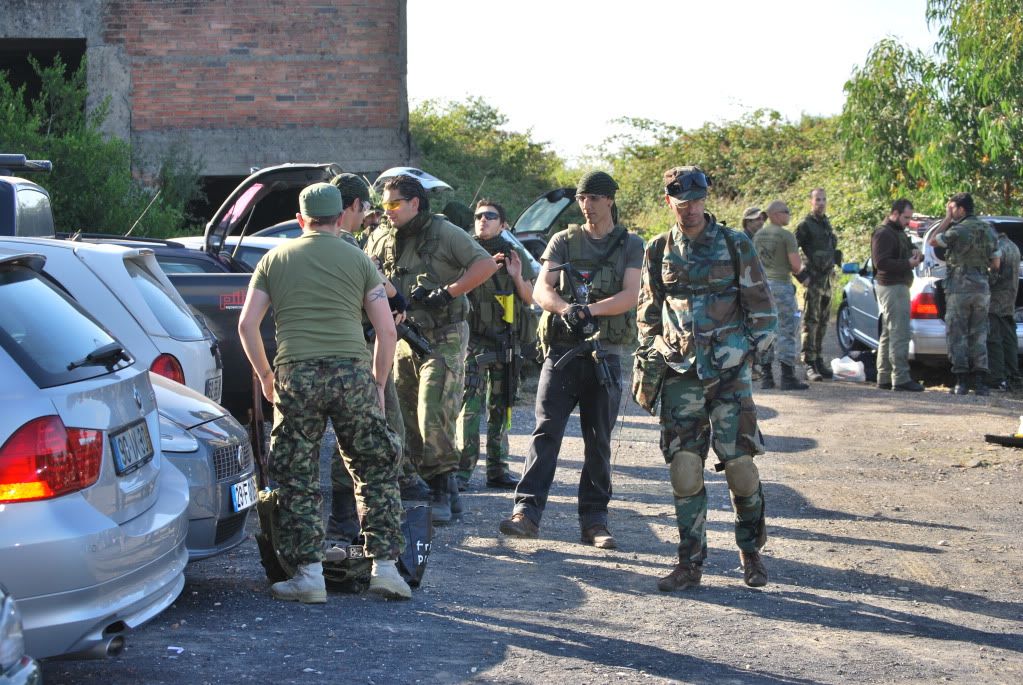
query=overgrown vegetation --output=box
[0,55,203,236]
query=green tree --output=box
[0,55,202,236]
[409,97,563,220]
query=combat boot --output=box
[656,560,702,592]
[952,374,970,395]
[759,363,775,390]
[368,559,412,600]
[448,474,464,516]
[740,551,768,587]
[429,474,451,525]
[399,473,432,502]
[805,361,823,382]
[779,363,809,390]
[814,359,834,379]
[270,562,327,603]
[326,487,360,543]
[974,374,990,396]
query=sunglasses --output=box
[664,171,709,197]
[380,198,409,211]
[474,210,500,221]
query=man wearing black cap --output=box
[636,166,777,590]
[499,170,644,549]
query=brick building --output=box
[0,0,411,181]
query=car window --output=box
[123,257,205,340]
[0,264,131,387]
[225,246,270,271]
[515,194,574,234]
[156,256,221,274]
[16,188,55,237]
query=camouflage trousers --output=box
[331,366,410,491]
[270,357,403,566]
[801,278,833,363]
[457,339,513,480]
[762,280,799,366]
[395,321,469,480]
[659,363,765,563]
[875,283,912,386]
[986,313,1019,385]
[945,290,990,374]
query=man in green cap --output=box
[365,175,498,524]
[795,188,841,381]
[499,170,644,549]
[239,182,411,601]
[636,166,776,591]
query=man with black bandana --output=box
[499,171,644,549]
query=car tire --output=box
[836,300,868,355]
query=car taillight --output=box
[911,291,939,319]
[150,353,185,384]
[0,416,103,503]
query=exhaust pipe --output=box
[79,635,126,659]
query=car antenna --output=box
[124,189,162,237]
[469,172,490,207]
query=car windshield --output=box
[0,264,131,387]
[123,257,205,341]
[515,195,574,233]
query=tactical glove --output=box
[563,304,597,337]
[794,268,811,285]
[411,286,454,308]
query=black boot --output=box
[760,363,775,390]
[974,373,990,396]
[429,474,451,525]
[448,474,464,516]
[952,374,970,395]
[779,363,809,390]
[326,487,360,543]
[815,359,834,379]
[805,360,823,382]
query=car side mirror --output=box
[842,262,860,274]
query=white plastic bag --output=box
[830,355,866,382]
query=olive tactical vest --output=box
[373,213,469,331]
[537,224,636,351]
[468,236,535,344]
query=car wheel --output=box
[836,300,867,355]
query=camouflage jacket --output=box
[795,212,839,282]
[989,232,1021,317]
[637,217,777,379]
[935,215,997,293]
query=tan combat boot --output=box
[368,559,412,600]
[656,561,702,592]
[270,562,327,603]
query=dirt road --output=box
[43,341,1023,684]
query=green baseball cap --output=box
[299,182,342,218]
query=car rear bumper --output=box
[908,317,1023,361]
[4,465,189,658]
[1,655,42,685]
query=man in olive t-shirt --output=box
[239,182,411,602]
[753,200,808,390]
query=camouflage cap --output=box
[576,170,619,198]
[329,173,370,208]
[299,182,342,218]
[663,165,709,201]
[743,206,766,221]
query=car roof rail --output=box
[56,231,190,249]
[0,154,53,176]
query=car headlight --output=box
[159,413,200,453]
[0,592,26,672]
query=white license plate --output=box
[112,420,155,475]
[230,475,258,512]
[205,373,223,403]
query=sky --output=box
[407,0,939,162]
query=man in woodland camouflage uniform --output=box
[239,182,411,602]
[795,188,841,381]
[986,223,1021,392]
[929,192,999,395]
[365,175,498,524]
[636,166,777,591]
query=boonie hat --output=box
[300,182,343,218]
[743,206,766,221]
[663,166,710,201]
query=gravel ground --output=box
[43,334,1023,684]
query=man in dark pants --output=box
[986,224,1021,391]
[499,171,644,549]
[795,188,841,381]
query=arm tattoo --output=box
[367,285,387,302]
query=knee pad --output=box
[724,455,760,497]
[669,451,704,498]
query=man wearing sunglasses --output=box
[365,175,498,524]
[456,199,537,491]
[795,188,842,381]
[499,170,644,550]
[636,166,777,591]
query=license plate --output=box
[230,475,258,512]
[111,420,155,475]
[205,373,223,403]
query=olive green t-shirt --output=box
[753,222,799,283]
[250,231,382,365]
